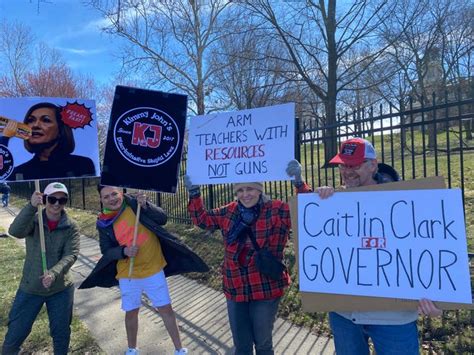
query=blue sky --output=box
[0,0,120,84]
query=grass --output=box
[151,129,474,253]
[9,194,473,353]
[7,129,473,353]
[170,222,473,353]
[0,224,103,354]
[297,131,474,251]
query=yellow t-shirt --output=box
[114,206,167,279]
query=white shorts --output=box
[118,270,171,311]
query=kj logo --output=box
[113,107,180,167]
[0,144,14,180]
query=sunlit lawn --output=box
[8,128,473,353]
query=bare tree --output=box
[377,0,474,148]
[0,19,105,158]
[87,0,235,115]
[210,20,297,110]
[24,64,80,97]
[0,20,98,99]
[93,83,116,161]
[0,21,35,96]
[237,0,401,163]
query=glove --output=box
[184,175,201,198]
[286,159,303,186]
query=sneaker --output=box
[175,348,188,355]
[125,348,139,355]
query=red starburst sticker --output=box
[60,102,93,129]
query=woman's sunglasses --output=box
[46,196,68,205]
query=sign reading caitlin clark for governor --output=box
[101,86,187,192]
[298,188,472,304]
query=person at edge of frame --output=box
[322,137,443,355]
[1,182,11,207]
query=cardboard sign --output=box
[298,189,471,303]
[187,103,295,184]
[290,177,474,311]
[0,97,100,182]
[101,86,187,192]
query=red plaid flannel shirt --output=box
[188,183,312,302]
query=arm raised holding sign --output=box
[185,160,312,354]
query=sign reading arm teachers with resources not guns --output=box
[187,103,295,184]
[298,189,472,304]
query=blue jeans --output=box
[2,193,8,207]
[2,287,74,355]
[329,312,419,355]
[227,298,280,355]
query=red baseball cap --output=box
[329,138,377,165]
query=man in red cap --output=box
[329,137,386,188]
[326,137,442,355]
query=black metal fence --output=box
[8,92,474,352]
[10,93,474,233]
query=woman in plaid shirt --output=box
[185,160,326,355]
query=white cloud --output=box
[55,46,106,56]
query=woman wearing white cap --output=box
[184,160,315,355]
[2,182,80,355]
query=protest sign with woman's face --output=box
[0,97,100,182]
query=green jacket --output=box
[9,203,80,296]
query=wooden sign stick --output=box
[34,180,47,273]
[128,197,141,278]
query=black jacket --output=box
[9,152,96,181]
[79,195,208,289]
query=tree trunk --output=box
[323,0,338,166]
[323,98,338,167]
[427,107,437,150]
[465,119,473,140]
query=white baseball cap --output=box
[44,182,69,196]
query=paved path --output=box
[0,205,335,355]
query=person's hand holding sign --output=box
[30,191,43,208]
[30,189,54,289]
[286,159,303,186]
[124,245,139,258]
[184,175,200,198]
[2,120,18,138]
[315,186,335,199]
[40,272,54,289]
[418,299,443,317]
[136,192,147,210]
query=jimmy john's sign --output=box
[101,86,187,193]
